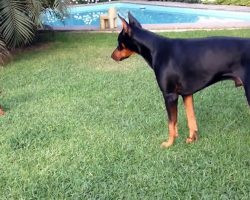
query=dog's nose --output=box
[111,49,120,61]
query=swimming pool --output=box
[41,3,250,30]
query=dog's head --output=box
[111,13,142,61]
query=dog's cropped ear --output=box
[128,12,142,28]
[118,14,131,34]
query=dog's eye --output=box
[118,44,123,51]
[118,43,127,51]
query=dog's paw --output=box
[186,131,198,144]
[186,136,197,144]
[160,141,174,148]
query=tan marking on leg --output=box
[175,122,179,138]
[161,103,178,148]
[161,121,177,148]
[183,95,198,143]
[0,108,5,116]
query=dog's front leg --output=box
[183,95,198,143]
[161,93,179,148]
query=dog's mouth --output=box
[119,56,129,61]
[111,54,129,61]
[111,48,134,61]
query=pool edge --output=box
[44,1,250,32]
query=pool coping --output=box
[119,0,250,13]
[47,1,250,32]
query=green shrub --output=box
[215,0,250,6]
[148,0,201,3]
[70,0,117,4]
[148,0,250,5]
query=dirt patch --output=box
[0,42,53,66]
[11,43,53,56]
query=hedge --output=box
[71,0,250,6]
[215,0,250,6]
[148,0,250,6]
[148,0,201,3]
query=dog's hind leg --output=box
[243,77,250,106]
[241,66,250,106]
[183,95,198,143]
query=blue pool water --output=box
[41,3,250,28]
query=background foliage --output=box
[149,0,250,6]
[148,0,202,3]
[215,0,250,6]
[0,0,69,64]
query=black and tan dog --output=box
[111,13,250,148]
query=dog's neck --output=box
[132,27,165,68]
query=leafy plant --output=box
[215,0,250,6]
[0,0,69,64]
[148,0,201,3]
[0,38,9,65]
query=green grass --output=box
[0,29,250,199]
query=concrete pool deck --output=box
[120,0,250,12]
[49,1,250,32]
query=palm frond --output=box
[44,0,71,21]
[0,0,36,47]
[27,0,43,27]
[53,0,70,16]
[0,0,69,49]
[0,38,10,65]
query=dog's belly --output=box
[177,73,242,96]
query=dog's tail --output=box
[243,71,250,106]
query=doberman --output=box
[111,13,250,148]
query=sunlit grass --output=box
[0,30,249,199]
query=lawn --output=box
[0,29,249,199]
